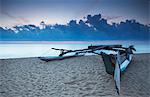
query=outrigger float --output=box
[39,45,136,94]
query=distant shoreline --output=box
[0,53,150,60]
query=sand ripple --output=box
[0,54,150,97]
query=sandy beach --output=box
[0,54,150,97]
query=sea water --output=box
[0,41,149,59]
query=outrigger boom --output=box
[39,44,136,94]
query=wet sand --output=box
[0,54,150,97]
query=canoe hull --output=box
[101,52,132,75]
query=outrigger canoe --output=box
[39,45,136,94]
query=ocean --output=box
[0,41,149,59]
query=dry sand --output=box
[0,54,150,97]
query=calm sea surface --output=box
[0,41,149,59]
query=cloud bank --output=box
[0,13,149,41]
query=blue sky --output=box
[0,0,149,27]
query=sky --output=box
[0,0,149,27]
